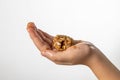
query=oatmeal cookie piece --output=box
[52,35,73,51]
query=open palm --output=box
[27,22,94,65]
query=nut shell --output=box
[52,35,73,51]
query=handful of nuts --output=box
[52,35,73,51]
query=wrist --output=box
[83,45,120,80]
[82,44,101,66]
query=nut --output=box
[52,35,73,51]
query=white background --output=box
[0,0,120,80]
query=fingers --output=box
[27,22,50,52]
[27,22,37,30]
[37,29,53,40]
[37,29,53,46]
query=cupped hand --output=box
[27,22,95,65]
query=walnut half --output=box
[52,35,73,51]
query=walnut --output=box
[52,35,73,51]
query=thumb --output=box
[42,50,56,61]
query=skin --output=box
[26,22,120,80]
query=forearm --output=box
[86,48,120,80]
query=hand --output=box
[27,22,95,65]
[27,22,120,80]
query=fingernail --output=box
[27,22,35,27]
[27,22,36,30]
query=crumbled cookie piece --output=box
[52,35,73,51]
